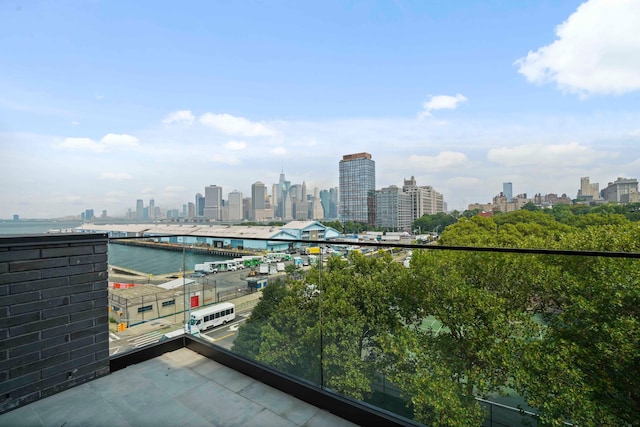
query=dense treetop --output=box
[235,205,640,426]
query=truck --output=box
[259,264,269,275]
[276,262,285,272]
[269,264,277,275]
[194,263,218,274]
[293,257,303,268]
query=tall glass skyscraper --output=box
[339,152,375,225]
[503,182,513,202]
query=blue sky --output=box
[1,0,639,218]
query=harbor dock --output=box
[110,239,261,258]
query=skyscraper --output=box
[274,169,292,219]
[376,185,412,231]
[339,152,375,225]
[251,181,267,220]
[503,182,513,202]
[204,185,222,220]
[320,190,330,219]
[227,190,243,222]
[136,199,144,220]
[195,193,205,217]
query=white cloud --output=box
[488,142,604,167]
[58,137,103,152]
[409,151,469,169]
[224,140,247,151]
[71,121,80,126]
[101,133,139,148]
[211,153,240,165]
[515,0,640,96]
[162,110,195,126]
[446,176,481,187]
[164,186,185,192]
[270,146,287,155]
[100,172,133,180]
[200,113,276,137]
[418,94,467,118]
[56,134,139,152]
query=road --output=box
[190,266,287,296]
[109,310,250,356]
[200,312,251,350]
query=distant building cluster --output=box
[468,176,639,213]
[339,153,445,231]
[79,152,446,231]
[578,176,639,204]
[78,155,640,225]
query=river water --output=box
[108,244,225,275]
[0,220,225,275]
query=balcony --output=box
[1,231,638,426]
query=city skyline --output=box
[2,1,640,218]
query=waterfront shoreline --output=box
[108,265,189,285]
[111,239,261,258]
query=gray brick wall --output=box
[0,233,110,414]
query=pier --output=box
[110,239,261,258]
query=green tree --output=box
[234,215,640,426]
[383,245,546,427]
[512,224,640,426]
[412,212,457,235]
[234,251,406,399]
[232,280,289,360]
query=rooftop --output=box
[0,347,359,427]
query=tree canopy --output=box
[234,210,640,426]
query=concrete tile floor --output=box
[0,348,359,427]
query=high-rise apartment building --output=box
[204,185,223,220]
[339,152,375,225]
[402,176,445,219]
[376,185,412,231]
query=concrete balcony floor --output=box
[0,348,359,427]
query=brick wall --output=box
[0,233,110,414]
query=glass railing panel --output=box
[107,236,262,355]
[105,233,640,427]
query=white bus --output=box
[188,302,236,333]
